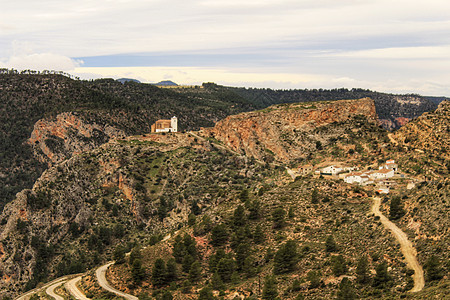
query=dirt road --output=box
[371,197,425,292]
[96,262,138,300]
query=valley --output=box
[0,73,448,300]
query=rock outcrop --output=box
[392,100,449,179]
[202,98,377,162]
[28,112,127,165]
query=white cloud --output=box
[0,53,83,71]
[1,0,450,95]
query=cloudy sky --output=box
[1,0,449,95]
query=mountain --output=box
[153,80,178,86]
[0,72,440,221]
[116,78,141,84]
[2,97,448,299]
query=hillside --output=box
[225,85,437,130]
[0,74,255,210]
[391,100,449,179]
[201,98,378,163]
[0,73,439,211]
[3,98,449,299]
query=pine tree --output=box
[129,246,142,265]
[152,258,166,287]
[131,259,146,285]
[235,242,250,270]
[311,188,319,204]
[182,254,195,273]
[273,240,298,274]
[172,235,185,263]
[248,199,261,220]
[372,261,391,289]
[216,257,235,282]
[262,276,278,300]
[189,261,202,282]
[166,258,178,282]
[198,287,215,300]
[325,235,338,252]
[331,255,347,276]
[211,224,229,246]
[233,205,246,227]
[253,224,265,244]
[425,255,443,281]
[113,245,126,265]
[239,189,249,202]
[272,207,286,229]
[389,196,405,220]
[307,270,321,289]
[211,271,225,291]
[336,278,356,300]
[356,255,370,284]
[161,290,173,300]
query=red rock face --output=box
[395,117,410,127]
[203,98,377,162]
[28,112,126,165]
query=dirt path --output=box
[96,262,138,300]
[387,133,399,146]
[371,197,425,292]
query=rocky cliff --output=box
[202,98,377,162]
[28,112,127,165]
[391,100,449,178]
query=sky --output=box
[1,0,450,95]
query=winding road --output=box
[96,262,138,300]
[371,197,425,292]
[65,275,91,300]
[45,279,65,300]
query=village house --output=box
[379,159,398,172]
[344,172,367,184]
[376,185,390,194]
[320,165,343,175]
[369,168,395,180]
[298,165,313,175]
[151,116,178,133]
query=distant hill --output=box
[153,80,178,86]
[116,78,141,84]
[424,96,450,105]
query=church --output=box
[151,116,178,133]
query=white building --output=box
[369,169,395,180]
[151,116,178,133]
[344,172,366,184]
[379,159,398,172]
[321,165,343,175]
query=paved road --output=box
[45,279,65,300]
[96,262,138,300]
[65,275,91,300]
[15,276,68,300]
[371,197,425,292]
